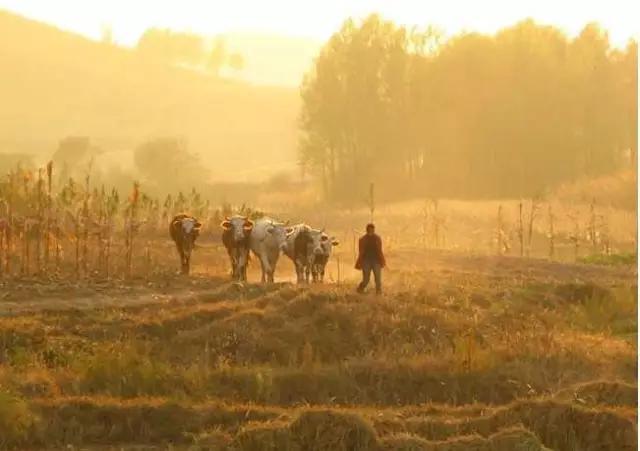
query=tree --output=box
[228,52,245,72]
[52,137,99,184]
[137,28,205,66]
[299,16,635,203]
[207,38,227,76]
[101,24,114,45]
[134,138,210,194]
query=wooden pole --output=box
[369,182,375,223]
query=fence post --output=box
[548,204,555,260]
[518,201,524,256]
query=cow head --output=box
[221,215,253,242]
[320,233,339,255]
[180,217,202,257]
[302,228,324,257]
[266,219,290,251]
[309,230,338,258]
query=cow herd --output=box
[170,214,339,283]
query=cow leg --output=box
[267,255,277,283]
[237,249,248,282]
[259,254,271,283]
[295,259,304,284]
[306,257,314,283]
[184,255,190,275]
[227,249,236,279]
[178,247,187,274]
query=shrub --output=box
[0,389,34,446]
[79,346,175,398]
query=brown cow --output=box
[169,214,202,274]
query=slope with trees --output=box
[0,10,299,182]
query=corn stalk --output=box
[125,182,140,278]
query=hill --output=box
[0,10,300,182]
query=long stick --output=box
[5,171,13,275]
[548,205,555,260]
[518,201,524,257]
[44,161,52,269]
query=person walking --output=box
[355,223,386,294]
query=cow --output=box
[169,214,202,274]
[248,217,290,283]
[282,224,338,283]
[221,215,254,281]
[311,231,340,282]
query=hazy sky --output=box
[1,0,637,47]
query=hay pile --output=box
[555,381,638,407]
[374,398,637,451]
[233,410,379,450]
[231,410,557,451]
[380,427,550,450]
[234,421,293,450]
[290,410,379,450]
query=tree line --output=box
[299,15,637,203]
[136,28,245,75]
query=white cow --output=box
[312,230,339,282]
[249,216,290,283]
[283,224,339,283]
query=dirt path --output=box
[0,290,184,316]
[0,274,239,316]
[0,251,634,316]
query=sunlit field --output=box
[0,244,636,449]
[0,182,636,449]
[0,2,638,450]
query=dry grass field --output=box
[0,5,637,450]
[0,238,636,450]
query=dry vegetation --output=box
[0,239,636,449]
[0,153,636,450]
[0,14,637,451]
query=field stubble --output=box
[0,246,636,450]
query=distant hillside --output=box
[0,10,300,182]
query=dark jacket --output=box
[355,233,385,269]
